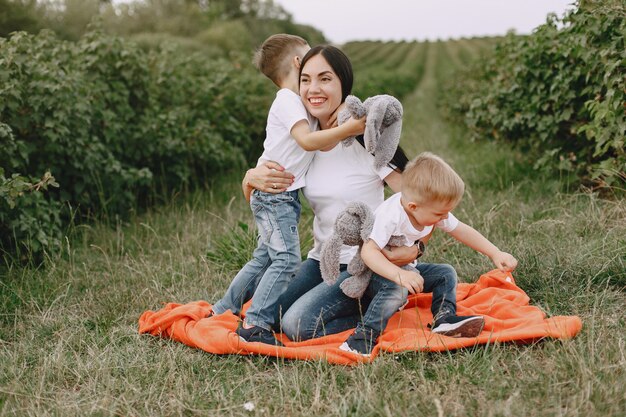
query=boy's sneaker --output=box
[236,324,283,346]
[338,332,376,357]
[430,315,485,338]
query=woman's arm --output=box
[241,161,295,202]
[383,170,402,193]
[381,243,423,266]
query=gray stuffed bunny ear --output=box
[362,95,403,170]
[344,201,375,243]
[320,201,374,288]
[345,95,366,119]
[373,117,401,170]
[320,233,344,286]
[340,273,371,299]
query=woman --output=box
[243,45,419,341]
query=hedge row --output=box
[0,29,274,260]
[344,41,428,100]
[441,2,625,189]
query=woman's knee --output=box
[279,309,298,339]
[280,308,314,341]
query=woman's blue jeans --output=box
[212,190,301,331]
[281,261,458,342]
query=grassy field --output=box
[1,40,625,416]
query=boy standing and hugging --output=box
[211,34,365,345]
[340,152,518,356]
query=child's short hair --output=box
[402,152,465,206]
[253,34,308,85]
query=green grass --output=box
[1,41,625,416]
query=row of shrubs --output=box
[441,1,625,189]
[0,28,275,261]
[344,41,428,100]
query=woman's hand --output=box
[327,102,346,128]
[243,161,295,195]
[381,245,419,266]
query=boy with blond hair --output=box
[211,34,365,346]
[340,152,518,356]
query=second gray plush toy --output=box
[320,201,419,299]
[337,94,403,170]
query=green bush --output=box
[129,32,221,57]
[0,0,42,37]
[242,17,327,49]
[194,17,327,59]
[442,1,625,189]
[195,19,253,56]
[0,29,274,260]
[0,160,61,262]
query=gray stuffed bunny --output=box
[337,94,403,170]
[320,201,421,299]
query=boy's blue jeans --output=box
[281,262,458,342]
[350,263,458,344]
[212,190,301,331]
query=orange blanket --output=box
[138,270,582,365]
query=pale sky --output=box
[272,0,577,44]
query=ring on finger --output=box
[272,183,277,189]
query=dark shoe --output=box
[430,315,485,338]
[338,331,378,357]
[236,324,283,346]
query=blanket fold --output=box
[138,270,582,365]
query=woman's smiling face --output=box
[299,54,343,125]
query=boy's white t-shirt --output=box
[369,192,459,250]
[304,143,393,264]
[257,88,318,191]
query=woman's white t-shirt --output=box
[303,142,393,264]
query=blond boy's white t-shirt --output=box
[257,88,317,191]
[369,192,459,250]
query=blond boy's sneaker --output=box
[430,315,485,338]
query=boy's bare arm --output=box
[290,117,365,151]
[361,240,424,293]
[448,222,518,272]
